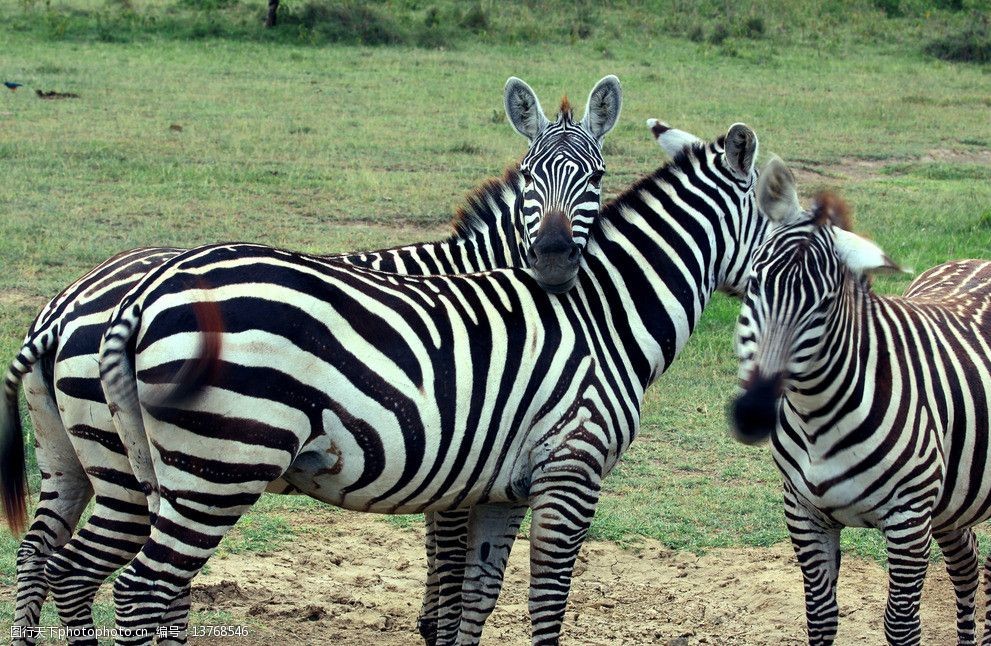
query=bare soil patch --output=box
[791,147,991,190]
[189,511,969,645]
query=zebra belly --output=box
[776,454,921,529]
[279,406,523,514]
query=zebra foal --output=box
[730,157,991,645]
[81,122,760,646]
[0,76,622,646]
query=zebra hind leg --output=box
[934,527,978,645]
[783,490,841,646]
[45,490,150,644]
[13,368,93,646]
[155,584,191,645]
[882,515,932,646]
[455,502,527,646]
[14,472,91,646]
[112,486,268,646]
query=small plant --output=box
[873,0,903,17]
[688,24,704,42]
[459,3,488,33]
[709,23,730,45]
[744,16,765,38]
[449,142,481,155]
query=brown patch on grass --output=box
[0,290,47,311]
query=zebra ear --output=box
[833,228,904,276]
[505,77,549,142]
[646,119,702,158]
[756,156,802,226]
[725,123,758,179]
[582,75,622,144]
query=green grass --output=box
[1,1,990,621]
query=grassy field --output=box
[1,0,990,633]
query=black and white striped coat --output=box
[0,77,623,646]
[87,123,763,646]
[730,157,991,646]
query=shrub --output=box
[460,3,488,33]
[744,16,765,38]
[280,1,405,46]
[874,0,904,17]
[709,23,730,44]
[925,13,991,62]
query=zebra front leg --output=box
[14,368,93,646]
[979,545,991,645]
[784,491,841,646]
[454,502,528,646]
[934,527,978,645]
[418,511,440,646]
[420,509,469,646]
[882,514,932,645]
[526,484,601,646]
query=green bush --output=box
[459,3,489,33]
[280,1,405,46]
[925,13,991,62]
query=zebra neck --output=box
[584,167,756,387]
[336,172,525,274]
[782,278,875,444]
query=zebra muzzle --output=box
[528,210,581,294]
[728,372,783,445]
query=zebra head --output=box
[729,157,901,444]
[504,75,622,293]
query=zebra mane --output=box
[558,95,573,121]
[811,191,854,231]
[445,164,522,240]
[596,139,712,232]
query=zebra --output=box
[416,118,709,646]
[729,156,991,645]
[76,121,762,646]
[0,75,622,646]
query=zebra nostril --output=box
[568,245,581,263]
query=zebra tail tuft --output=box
[0,374,27,535]
[156,298,225,405]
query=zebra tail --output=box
[0,375,27,536]
[0,320,63,535]
[99,298,164,509]
[99,296,223,505]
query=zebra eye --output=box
[521,169,533,186]
[589,171,604,188]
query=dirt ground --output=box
[186,511,971,645]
